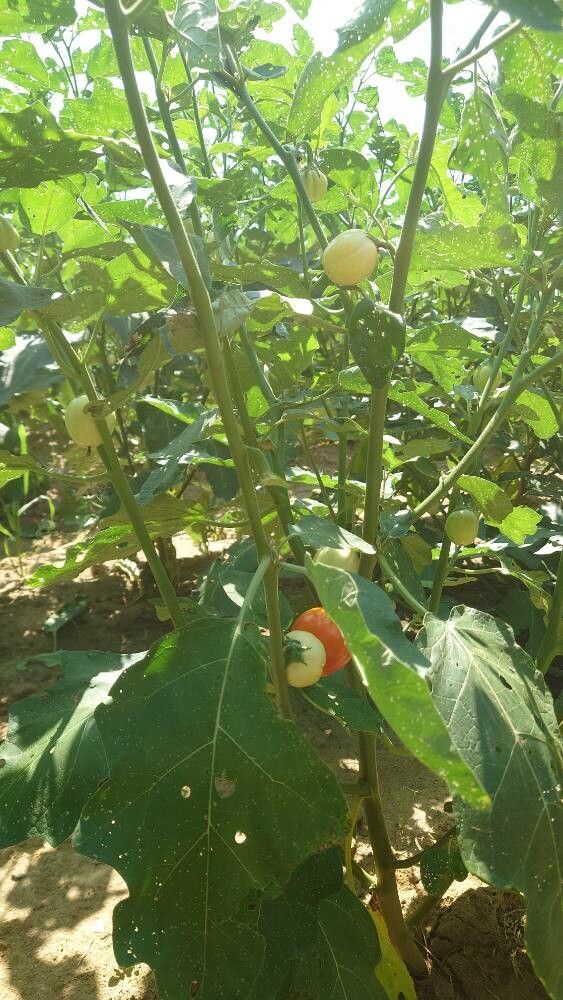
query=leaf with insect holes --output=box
[75,619,349,999]
[307,560,488,809]
[0,650,143,847]
[422,606,563,1000]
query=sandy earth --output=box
[0,531,548,1000]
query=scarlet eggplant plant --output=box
[0,0,562,998]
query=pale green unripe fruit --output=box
[300,165,328,203]
[473,362,502,395]
[445,508,479,547]
[65,394,116,447]
[314,546,360,573]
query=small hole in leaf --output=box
[498,675,512,690]
[180,785,191,799]
[235,831,246,844]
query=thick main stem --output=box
[428,534,453,614]
[105,0,292,719]
[354,2,445,975]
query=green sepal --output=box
[349,298,406,388]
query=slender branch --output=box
[377,550,428,617]
[414,347,563,519]
[300,427,337,521]
[141,33,204,239]
[428,534,453,615]
[105,0,292,718]
[444,20,521,79]
[394,826,456,869]
[453,10,497,62]
[389,0,444,315]
[536,551,563,675]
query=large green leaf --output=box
[483,0,562,31]
[0,279,55,328]
[0,0,76,33]
[76,619,349,998]
[287,0,426,138]
[174,0,222,71]
[27,495,192,587]
[0,650,143,847]
[0,103,98,187]
[291,884,388,999]
[423,607,563,1000]
[307,560,487,808]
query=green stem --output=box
[223,336,306,564]
[414,345,563,519]
[428,534,453,615]
[105,0,292,719]
[377,550,428,617]
[535,551,563,675]
[348,668,427,975]
[359,386,388,577]
[141,33,204,239]
[394,826,456,869]
[300,426,337,521]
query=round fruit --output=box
[65,394,117,447]
[301,165,328,203]
[473,362,502,395]
[285,630,326,687]
[314,546,360,573]
[322,230,379,287]
[445,508,479,547]
[292,607,350,675]
[0,218,20,252]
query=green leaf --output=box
[497,505,543,545]
[61,79,132,134]
[76,620,349,998]
[423,606,563,1000]
[27,495,191,587]
[0,650,143,847]
[248,847,345,999]
[292,885,387,999]
[19,179,78,235]
[511,388,559,439]
[0,278,55,327]
[211,259,307,297]
[307,560,488,809]
[0,39,49,90]
[409,220,524,286]
[288,512,375,555]
[483,0,562,31]
[0,103,98,187]
[451,87,509,213]
[301,673,384,735]
[350,300,405,388]
[174,0,222,71]
[136,409,219,505]
[0,0,76,33]
[457,475,513,523]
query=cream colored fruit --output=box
[322,229,379,286]
[301,165,328,203]
[65,394,116,447]
[285,630,326,687]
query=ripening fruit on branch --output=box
[314,546,360,573]
[64,394,116,447]
[285,630,326,687]
[445,508,479,547]
[0,217,20,251]
[292,607,350,675]
[322,229,379,286]
[300,164,328,203]
[473,362,502,395]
